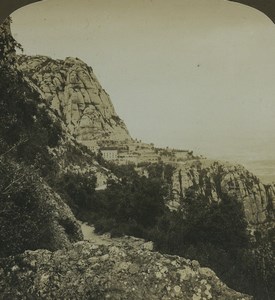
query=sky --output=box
[10,0,275,164]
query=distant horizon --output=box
[10,0,275,181]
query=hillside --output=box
[1,17,274,299]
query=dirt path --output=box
[80,222,111,245]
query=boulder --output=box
[0,239,252,300]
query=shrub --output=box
[56,171,97,211]
[0,158,52,257]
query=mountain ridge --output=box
[1,17,274,299]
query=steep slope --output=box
[17,55,131,146]
[0,18,84,257]
[0,159,83,257]
[0,16,272,299]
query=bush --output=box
[0,62,62,174]
[56,171,97,211]
[0,159,52,257]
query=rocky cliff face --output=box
[1,22,111,184]
[17,55,131,145]
[0,17,271,299]
[170,159,275,228]
[0,238,251,300]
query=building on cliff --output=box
[100,147,118,161]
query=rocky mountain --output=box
[14,41,275,235]
[1,16,274,299]
[170,160,275,228]
[16,47,275,233]
[17,54,131,146]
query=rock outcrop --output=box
[17,55,131,145]
[0,238,252,300]
[170,159,275,227]
[0,16,270,300]
[1,20,112,185]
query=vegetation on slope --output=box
[62,163,274,300]
[0,28,82,256]
[1,17,274,300]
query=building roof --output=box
[100,147,118,151]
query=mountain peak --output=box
[17,54,132,145]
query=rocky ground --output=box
[0,234,252,300]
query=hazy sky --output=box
[10,0,275,161]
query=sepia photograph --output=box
[0,0,274,299]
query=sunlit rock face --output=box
[17,55,132,144]
[171,160,275,227]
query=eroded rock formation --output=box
[0,16,269,300]
[171,159,275,227]
[17,55,131,145]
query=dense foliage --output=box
[63,163,274,300]
[0,159,53,257]
[0,65,62,162]
[56,171,97,212]
[0,39,62,256]
[0,18,22,63]
[59,164,167,237]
